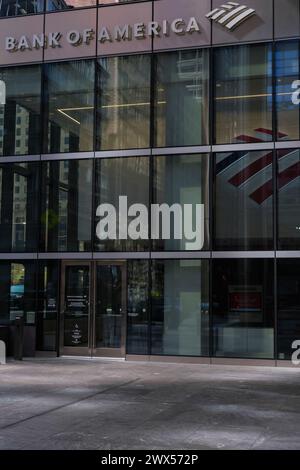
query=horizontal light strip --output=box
[216,91,293,101]
[57,101,167,125]
[102,101,167,109]
[216,93,271,100]
[57,91,293,124]
[58,102,167,112]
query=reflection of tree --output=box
[11,263,24,286]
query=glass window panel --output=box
[0,65,41,156]
[0,163,39,252]
[95,264,122,348]
[153,154,209,251]
[154,49,209,147]
[214,44,273,144]
[212,259,274,359]
[127,260,149,355]
[96,55,151,150]
[36,261,59,352]
[44,60,94,153]
[277,260,300,360]
[46,0,95,11]
[40,159,93,252]
[277,148,300,249]
[0,261,36,325]
[276,41,300,141]
[214,151,273,250]
[99,1,149,3]
[94,157,149,252]
[0,0,44,16]
[151,260,209,357]
[0,263,11,324]
[46,0,150,10]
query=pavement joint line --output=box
[0,378,140,431]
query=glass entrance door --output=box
[60,261,91,356]
[60,261,126,357]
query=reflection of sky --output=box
[65,0,96,6]
[65,0,132,4]
[64,0,126,5]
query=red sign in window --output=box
[229,292,262,311]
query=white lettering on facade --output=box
[48,32,62,48]
[83,29,95,45]
[98,27,112,43]
[67,30,82,46]
[186,17,201,34]
[133,23,146,39]
[171,18,185,35]
[147,21,160,37]
[32,34,45,49]
[114,24,132,42]
[18,36,31,51]
[5,37,17,51]
[5,17,201,52]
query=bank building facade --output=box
[0,0,299,366]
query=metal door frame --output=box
[60,260,127,358]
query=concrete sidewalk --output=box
[0,358,300,450]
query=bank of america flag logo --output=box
[206,2,256,31]
[216,129,298,206]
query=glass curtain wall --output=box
[43,60,95,154]
[46,0,96,11]
[96,55,151,150]
[153,153,209,251]
[151,260,209,357]
[214,150,274,250]
[212,259,274,359]
[0,0,44,16]
[127,260,149,355]
[0,163,39,252]
[277,149,300,249]
[277,259,300,360]
[276,40,300,141]
[154,49,209,147]
[0,65,42,156]
[46,0,147,11]
[0,0,150,16]
[94,157,149,251]
[36,261,59,351]
[40,159,93,251]
[0,261,36,325]
[214,43,273,144]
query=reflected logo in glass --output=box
[206,2,256,31]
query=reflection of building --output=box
[0,0,300,365]
[0,0,44,16]
[47,0,80,11]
